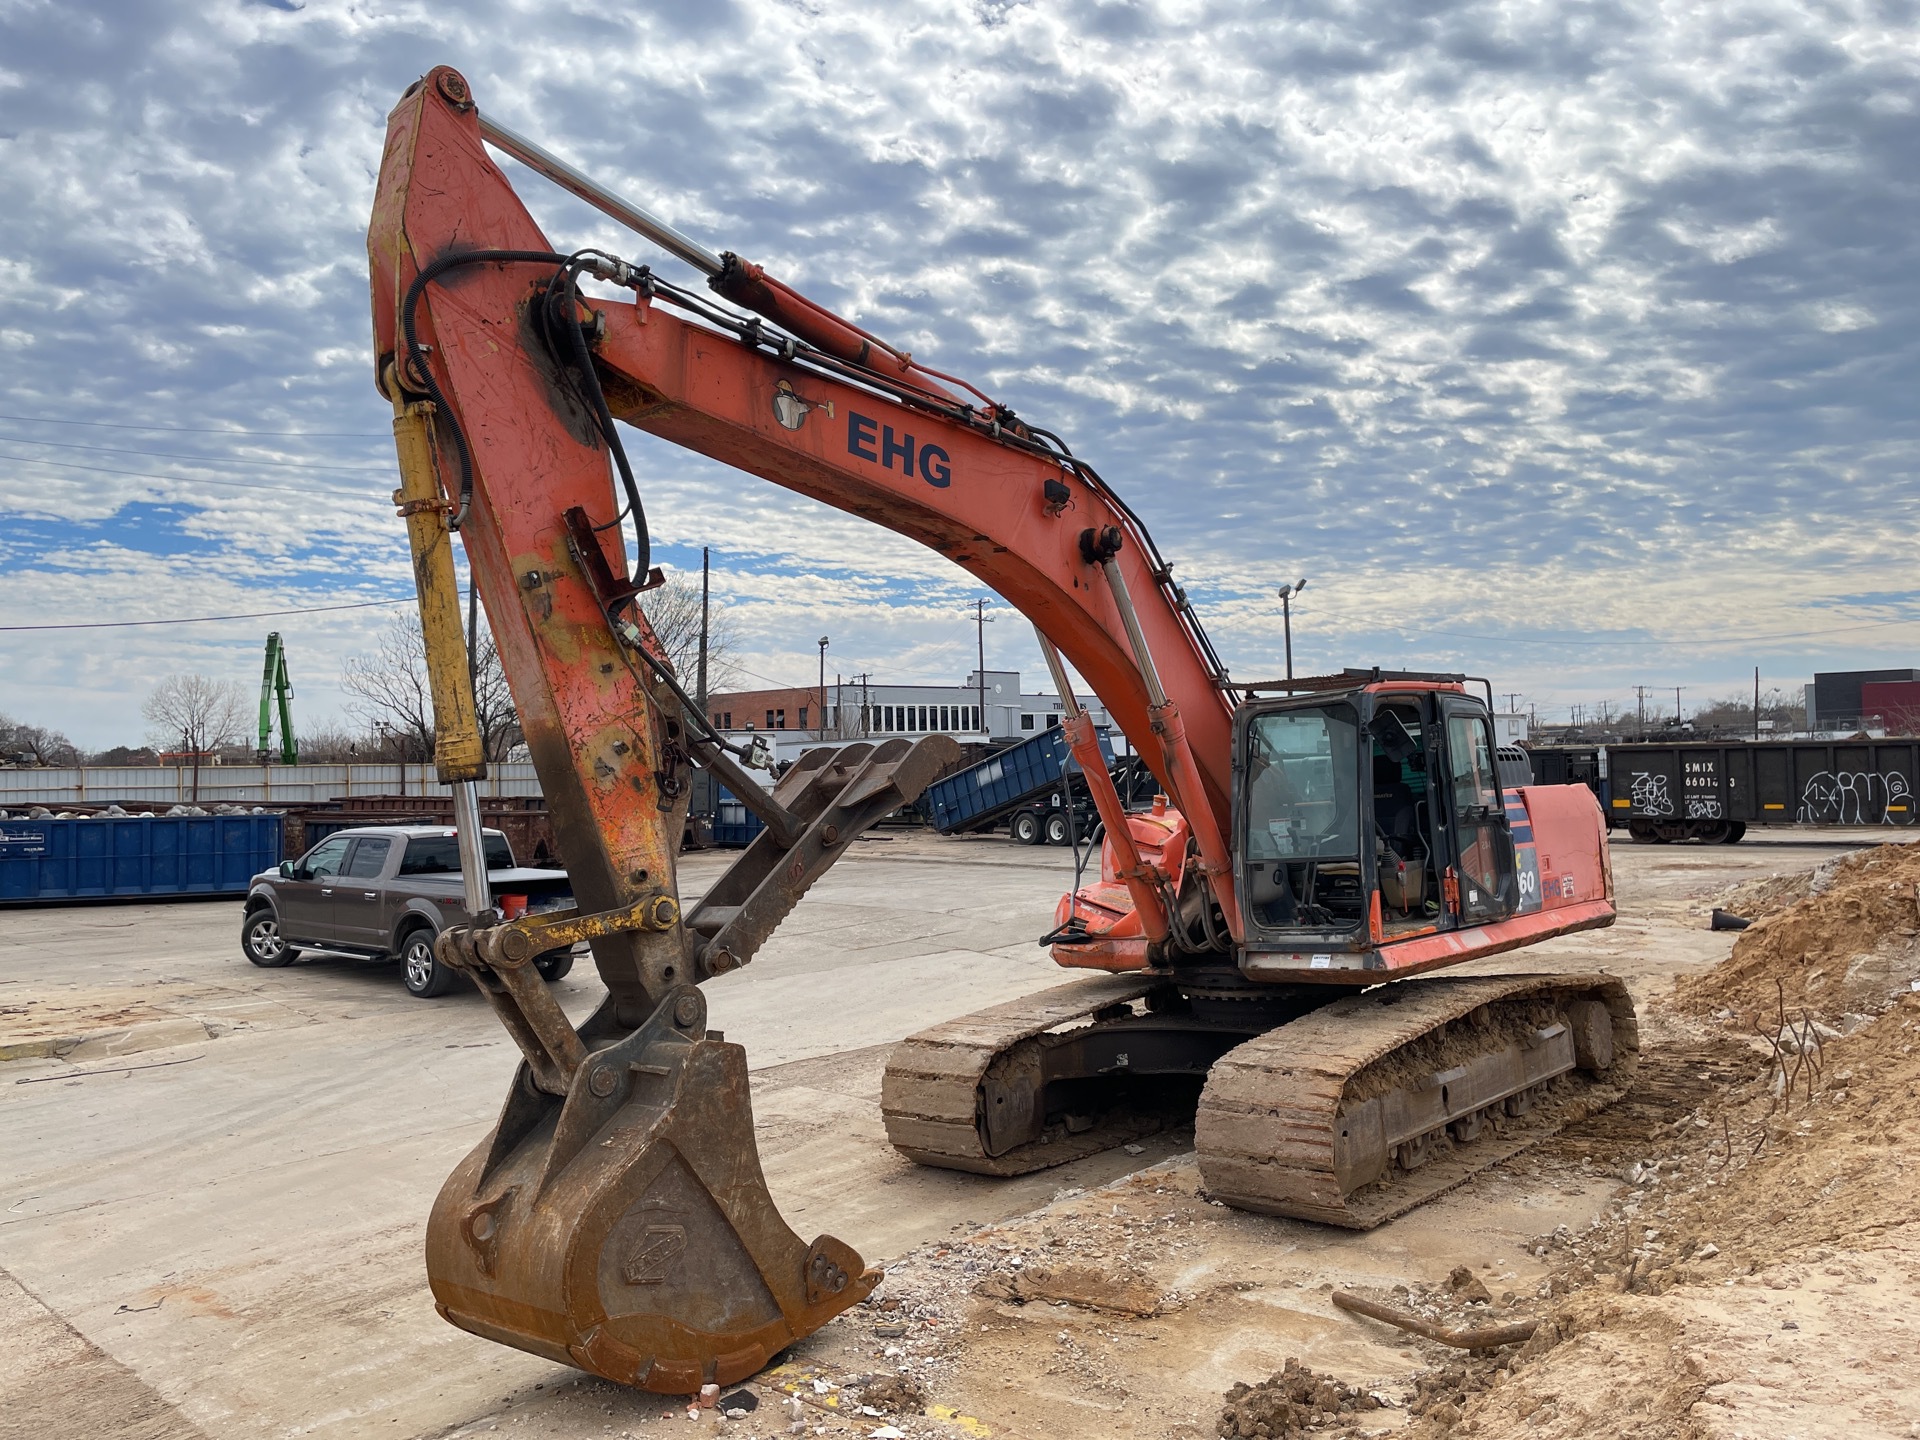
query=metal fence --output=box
[0,762,543,808]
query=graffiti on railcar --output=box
[1629,771,1674,816]
[1796,770,1916,825]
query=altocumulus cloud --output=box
[0,0,1916,745]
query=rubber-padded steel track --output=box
[1195,973,1637,1229]
[881,975,1165,1175]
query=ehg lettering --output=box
[848,411,951,488]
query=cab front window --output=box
[1243,705,1364,931]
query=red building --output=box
[703,686,821,734]
[1862,680,1920,735]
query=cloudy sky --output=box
[2,0,1916,750]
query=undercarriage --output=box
[885,971,1636,1226]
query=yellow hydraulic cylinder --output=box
[390,392,487,784]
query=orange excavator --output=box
[368,68,1635,1396]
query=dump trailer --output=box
[923,725,1117,844]
[364,68,1633,1394]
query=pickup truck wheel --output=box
[400,927,458,998]
[534,950,575,982]
[242,907,298,968]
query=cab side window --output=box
[300,836,351,879]
[1446,715,1499,813]
[400,837,458,875]
[343,837,392,879]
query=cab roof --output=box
[1239,667,1478,697]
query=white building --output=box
[706,670,1115,747]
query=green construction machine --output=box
[257,632,297,765]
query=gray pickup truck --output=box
[241,824,579,998]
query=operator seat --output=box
[1372,754,1418,853]
[1372,753,1426,914]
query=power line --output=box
[0,433,393,475]
[0,410,386,439]
[0,598,410,632]
[1307,608,1918,649]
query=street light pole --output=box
[817,636,829,739]
[1276,577,1308,684]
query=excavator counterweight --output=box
[369,66,1631,1396]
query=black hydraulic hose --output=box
[537,257,651,578]
[627,628,759,762]
[398,248,571,528]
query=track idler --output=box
[425,983,876,1393]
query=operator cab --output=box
[1234,672,1519,948]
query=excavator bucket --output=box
[426,982,874,1392]
[417,740,961,1392]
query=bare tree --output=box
[297,723,373,763]
[640,571,741,700]
[0,713,80,767]
[341,614,522,766]
[142,675,249,800]
[472,628,522,761]
[1693,687,1809,736]
[342,616,435,762]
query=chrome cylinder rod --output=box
[451,779,494,919]
[1035,627,1084,718]
[478,113,724,276]
[1099,559,1170,710]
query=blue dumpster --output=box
[0,814,282,903]
[923,728,1116,834]
[712,787,767,847]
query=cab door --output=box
[331,835,395,950]
[278,833,351,941]
[1439,700,1518,923]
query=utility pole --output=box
[696,546,710,717]
[1674,686,1683,726]
[1635,685,1647,735]
[1753,666,1761,740]
[817,636,830,739]
[1503,692,1521,714]
[969,599,994,733]
[856,672,872,737]
[466,577,479,690]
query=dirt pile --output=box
[1389,993,1920,1439]
[1392,1296,1711,1440]
[1681,841,1920,1020]
[1674,991,1920,1258]
[1217,1358,1382,1439]
[853,1370,927,1413]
